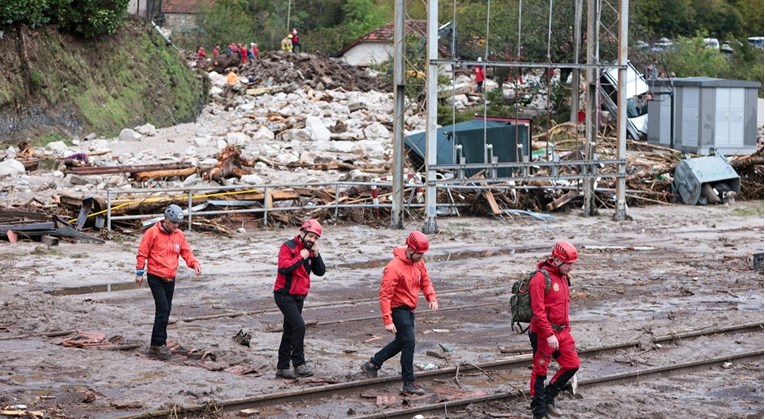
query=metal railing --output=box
[105,157,627,233]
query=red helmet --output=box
[406,231,429,253]
[300,219,322,237]
[551,241,578,263]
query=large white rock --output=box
[0,159,25,177]
[240,174,264,184]
[274,152,299,165]
[305,116,331,141]
[353,140,386,158]
[225,132,250,146]
[363,122,390,140]
[135,123,157,136]
[118,128,142,142]
[253,126,275,141]
[45,141,69,155]
[280,129,311,142]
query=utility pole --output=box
[390,0,405,229]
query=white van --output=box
[703,38,720,50]
[748,36,764,49]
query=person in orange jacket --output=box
[360,231,439,395]
[135,204,201,360]
[273,219,326,379]
[528,241,580,419]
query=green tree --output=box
[0,0,51,27]
[662,37,729,77]
[694,0,744,38]
[1,0,129,37]
[52,0,130,37]
[192,0,254,50]
[342,0,386,39]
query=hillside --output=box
[0,16,208,144]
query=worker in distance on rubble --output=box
[273,219,326,379]
[135,204,202,360]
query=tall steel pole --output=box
[390,0,406,228]
[570,0,583,125]
[584,0,600,216]
[614,0,629,220]
[287,0,291,29]
[423,0,439,234]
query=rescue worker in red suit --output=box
[529,241,580,419]
[135,204,202,360]
[474,57,486,93]
[273,219,325,379]
[360,231,439,396]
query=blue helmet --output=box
[164,204,184,223]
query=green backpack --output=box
[510,269,551,333]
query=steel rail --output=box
[115,322,762,418]
[355,349,764,419]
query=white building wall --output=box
[127,0,149,18]
[341,44,393,66]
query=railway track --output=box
[117,321,763,418]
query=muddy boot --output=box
[275,368,296,379]
[148,345,171,360]
[402,381,426,395]
[360,360,379,378]
[295,364,313,377]
[546,402,564,417]
[530,374,548,418]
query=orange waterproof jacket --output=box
[136,221,200,280]
[379,247,437,326]
[529,259,571,338]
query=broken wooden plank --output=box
[545,190,580,211]
[480,183,502,215]
[41,235,59,246]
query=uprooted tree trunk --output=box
[202,144,254,184]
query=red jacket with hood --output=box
[136,221,200,280]
[379,247,437,326]
[529,259,571,338]
[273,235,325,296]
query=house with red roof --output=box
[336,20,453,66]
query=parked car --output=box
[651,37,673,52]
[747,36,764,49]
[703,38,720,50]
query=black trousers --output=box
[371,306,416,382]
[274,293,307,370]
[147,274,175,347]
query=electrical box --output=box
[647,77,760,155]
[672,151,741,205]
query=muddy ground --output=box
[0,201,763,418]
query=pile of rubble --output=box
[196,50,389,93]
